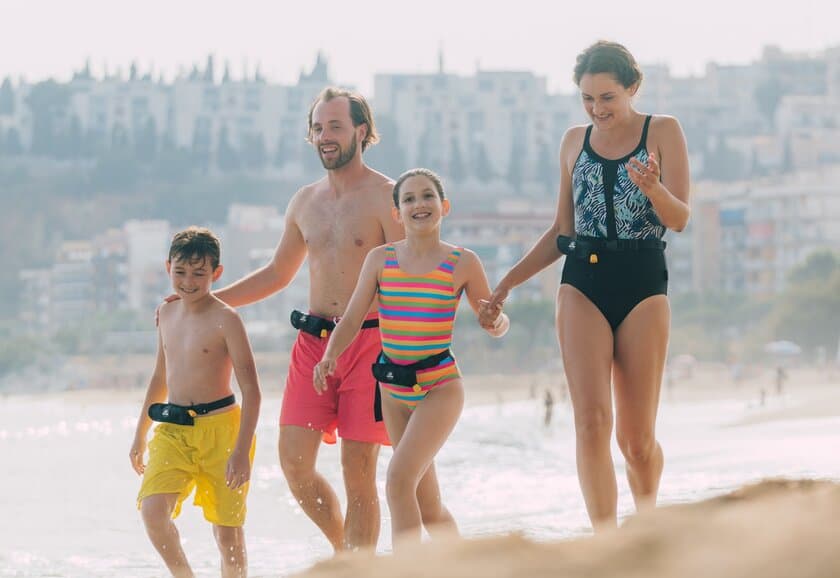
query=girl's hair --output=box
[573,40,643,89]
[392,168,446,207]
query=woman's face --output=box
[579,72,637,129]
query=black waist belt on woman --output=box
[148,394,236,426]
[557,234,665,263]
[371,349,453,421]
[290,309,379,338]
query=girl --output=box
[488,41,690,532]
[313,168,509,547]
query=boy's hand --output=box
[154,294,181,327]
[478,299,503,330]
[313,358,336,395]
[226,449,251,490]
[129,437,146,475]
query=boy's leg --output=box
[213,525,247,578]
[141,493,194,578]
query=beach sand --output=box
[297,479,840,578]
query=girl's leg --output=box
[141,493,194,578]
[416,462,458,537]
[383,380,464,547]
[613,295,670,512]
[557,285,617,532]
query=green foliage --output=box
[767,250,840,353]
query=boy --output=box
[129,226,261,578]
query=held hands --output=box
[312,357,336,396]
[225,449,251,490]
[627,152,663,197]
[478,299,503,330]
[129,437,146,475]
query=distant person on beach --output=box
[163,87,403,551]
[313,168,509,548]
[775,366,787,395]
[487,40,690,532]
[130,227,262,577]
[544,389,555,427]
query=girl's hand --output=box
[313,358,336,395]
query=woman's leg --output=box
[613,295,670,512]
[557,284,617,532]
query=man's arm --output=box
[215,192,308,308]
[377,180,405,244]
[129,330,167,474]
[221,309,262,490]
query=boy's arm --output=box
[313,248,383,393]
[221,309,262,490]
[129,331,167,475]
[457,250,510,338]
[215,192,308,308]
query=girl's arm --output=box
[313,247,384,393]
[456,249,509,338]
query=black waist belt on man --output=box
[371,349,453,422]
[291,309,379,338]
[557,234,665,264]
[148,394,236,426]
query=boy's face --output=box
[166,256,222,302]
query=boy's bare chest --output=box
[162,320,225,360]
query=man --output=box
[213,87,402,550]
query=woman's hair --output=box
[392,168,446,207]
[573,41,643,89]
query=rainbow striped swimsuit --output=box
[377,245,463,409]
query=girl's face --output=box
[579,72,637,129]
[393,175,450,232]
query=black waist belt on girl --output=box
[148,394,236,426]
[371,349,453,422]
[291,310,379,338]
[557,235,665,263]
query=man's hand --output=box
[154,294,181,326]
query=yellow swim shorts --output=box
[137,406,256,527]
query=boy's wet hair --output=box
[392,168,446,208]
[306,86,380,151]
[573,40,643,89]
[168,226,221,270]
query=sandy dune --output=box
[297,479,840,578]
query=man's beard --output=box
[319,138,358,170]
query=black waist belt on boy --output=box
[290,309,379,338]
[557,234,666,264]
[148,394,236,426]
[371,349,453,422]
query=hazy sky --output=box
[2,0,837,94]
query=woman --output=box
[489,40,690,532]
